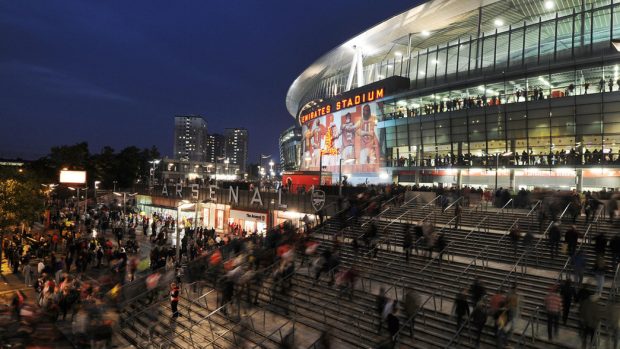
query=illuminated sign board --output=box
[298,76,410,125]
[59,170,87,184]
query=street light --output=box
[94,181,101,205]
[113,191,138,214]
[175,200,193,263]
[215,156,226,187]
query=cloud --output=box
[0,61,133,103]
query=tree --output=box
[0,170,44,271]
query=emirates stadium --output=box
[286,0,620,191]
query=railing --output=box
[443,196,463,212]
[516,306,541,348]
[497,202,571,292]
[361,192,415,228]
[366,216,491,345]
[499,198,514,215]
[443,310,472,348]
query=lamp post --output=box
[68,187,80,214]
[215,156,226,187]
[94,181,100,205]
[113,192,138,214]
[176,200,191,263]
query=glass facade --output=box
[378,62,620,168]
[301,0,620,106]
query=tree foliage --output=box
[27,142,160,190]
[0,169,44,231]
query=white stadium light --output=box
[421,30,430,37]
[494,19,504,27]
[544,1,554,10]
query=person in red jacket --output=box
[170,282,180,318]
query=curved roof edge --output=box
[286,0,502,117]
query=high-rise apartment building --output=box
[173,115,208,162]
[224,128,248,173]
[206,133,225,163]
[279,126,302,171]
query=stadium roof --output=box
[286,0,599,117]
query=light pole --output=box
[148,159,161,188]
[68,187,80,214]
[94,181,100,205]
[113,192,138,214]
[215,156,226,187]
[113,181,117,193]
[176,200,191,263]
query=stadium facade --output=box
[286,0,620,191]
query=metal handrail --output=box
[423,194,443,209]
[516,306,540,348]
[500,198,514,213]
[362,193,415,228]
[378,194,427,234]
[444,309,472,348]
[495,202,571,292]
[527,200,542,217]
[248,318,296,349]
[443,196,464,212]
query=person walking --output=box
[403,289,419,337]
[545,286,562,341]
[549,222,561,259]
[454,203,462,229]
[386,305,400,348]
[453,289,470,330]
[403,224,412,263]
[170,282,180,318]
[560,279,576,325]
[565,225,579,257]
[579,293,601,348]
[376,287,387,333]
[471,300,487,348]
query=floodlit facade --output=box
[287,0,620,190]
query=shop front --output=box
[228,209,268,235]
[272,210,315,229]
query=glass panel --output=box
[510,27,524,67]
